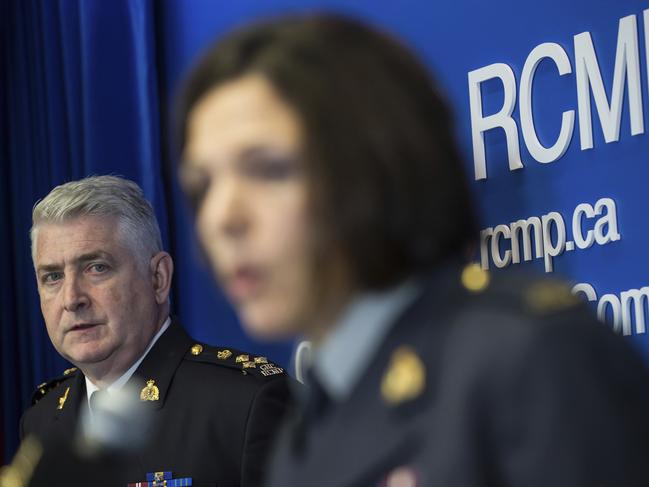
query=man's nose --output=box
[62,274,90,312]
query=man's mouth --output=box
[68,323,101,332]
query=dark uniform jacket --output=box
[21,320,292,486]
[266,263,649,487]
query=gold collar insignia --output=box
[57,386,70,410]
[140,379,160,402]
[381,346,425,405]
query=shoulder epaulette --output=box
[523,279,581,315]
[31,367,78,405]
[184,343,286,378]
[459,263,580,316]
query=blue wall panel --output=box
[160,0,649,359]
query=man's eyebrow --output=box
[75,251,113,264]
[36,264,61,274]
[36,252,114,274]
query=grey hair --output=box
[30,175,163,267]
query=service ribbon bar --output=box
[127,479,192,487]
[146,472,173,481]
[128,471,193,486]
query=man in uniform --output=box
[20,175,291,486]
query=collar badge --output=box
[57,386,70,410]
[381,346,425,405]
[140,379,160,402]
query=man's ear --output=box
[150,251,174,304]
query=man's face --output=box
[34,215,163,375]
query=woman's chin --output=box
[239,302,306,341]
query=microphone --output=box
[78,383,152,455]
[11,383,154,487]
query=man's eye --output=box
[89,263,108,273]
[43,272,63,283]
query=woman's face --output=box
[181,74,317,339]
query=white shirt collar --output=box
[85,316,171,403]
[312,280,420,402]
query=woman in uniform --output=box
[176,14,649,487]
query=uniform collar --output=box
[311,279,421,403]
[125,317,192,410]
[85,317,171,403]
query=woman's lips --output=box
[226,267,263,301]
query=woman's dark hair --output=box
[176,14,478,290]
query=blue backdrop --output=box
[2,0,648,463]
[160,0,649,357]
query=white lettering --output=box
[572,202,596,249]
[510,217,543,263]
[468,63,523,180]
[574,14,644,150]
[620,287,649,335]
[574,282,648,336]
[645,9,649,103]
[520,43,575,163]
[492,224,512,268]
[593,197,621,244]
[541,212,566,272]
[572,282,597,301]
[479,198,620,273]
[598,293,623,334]
[480,227,494,270]
[468,12,647,178]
